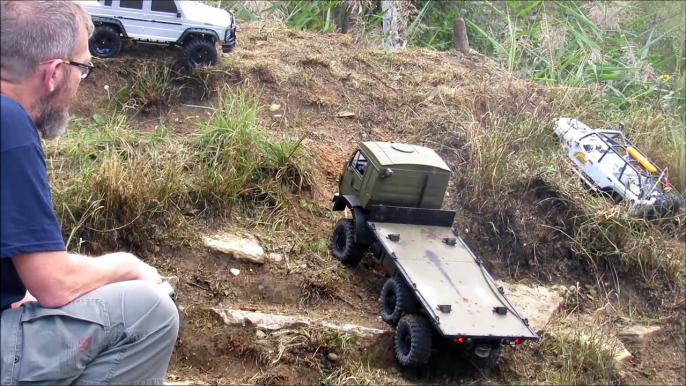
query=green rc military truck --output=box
[329,141,539,368]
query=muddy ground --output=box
[66,21,685,385]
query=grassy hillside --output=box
[47,13,684,386]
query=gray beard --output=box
[32,93,69,141]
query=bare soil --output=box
[68,21,685,385]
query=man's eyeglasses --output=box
[40,59,94,79]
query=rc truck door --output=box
[346,149,367,192]
[113,1,147,37]
[145,0,184,41]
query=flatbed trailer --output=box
[368,206,538,343]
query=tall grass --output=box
[46,86,317,252]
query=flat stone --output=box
[617,325,662,355]
[495,280,565,333]
[212,308,387,337]
[203,234,265,264]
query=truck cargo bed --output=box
[369,220,538,340]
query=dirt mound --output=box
[66,20,684,386]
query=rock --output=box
[203,234,265,264]
[617,325,662,356]
[336,111,355,118]
[495,280,564,332]
[327,352,339,362]
[270,103,281,111]
[552,316,634,367]
[256,330,267,339]
[214,308,310,330]
[164,375,208,386]
[268,252,283,262]
[212,308,387,337]
[230,268,240,276]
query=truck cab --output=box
[336,141,452,211]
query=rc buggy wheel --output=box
[330,218,365,266]
[380,276,419,326]
[654,193,682,217]
[89,25,122,58]
[182,39,218,68]
[394,314,432,366]
[461,342,504,369]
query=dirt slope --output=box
[68,21,684,385]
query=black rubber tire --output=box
[89,25,122,58]
[182,39,218,68]
[379,276,419,326]
[394,314,432,366]
[461,342,504,369]
[654,193,682,217]
[330,218,365,266]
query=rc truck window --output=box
[151,0,178,13]
[349,150,368,176]
[103,0,112,6]
[120,0,143,9]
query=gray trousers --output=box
[1,280,179,385]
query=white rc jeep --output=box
[76,0,236,68]
[553,117,682,219]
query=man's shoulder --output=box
[1,95,30,120]
[1,95,40,152]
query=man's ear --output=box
[42,60,63,93]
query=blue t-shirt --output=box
[1,95,66,312]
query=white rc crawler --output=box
[77,0,236,68]
[553,117,681,219]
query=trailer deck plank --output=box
[369,221,538,339]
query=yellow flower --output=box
[660,74,671,81]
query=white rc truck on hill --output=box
[76,0,236,68]
[553,117,682,219]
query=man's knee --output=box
[90,280,179,343]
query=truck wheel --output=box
[461,342,504,369]
[394,314,432,366]
[380,276,419,326]
[182,39,218,68]
[330,218,365,266]
[89,25,122,58]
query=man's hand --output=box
[91,252,162,284]
[135,259,163,284]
